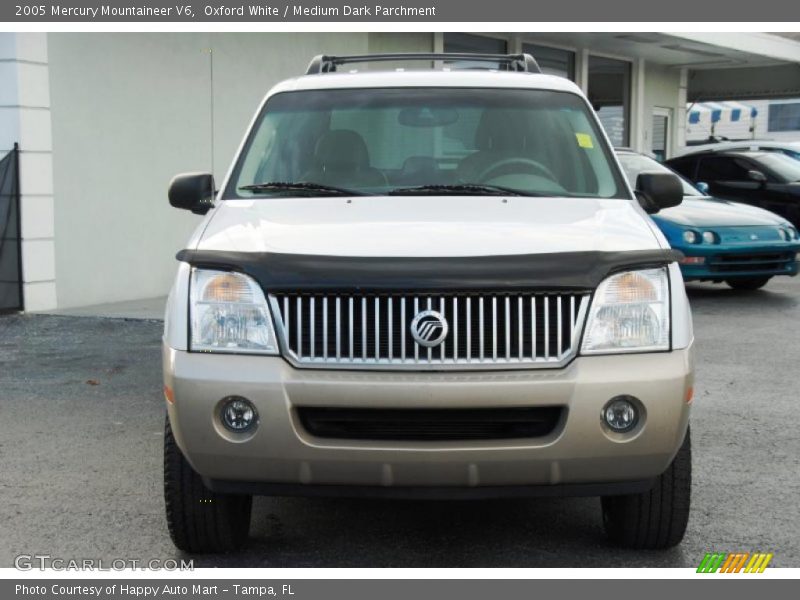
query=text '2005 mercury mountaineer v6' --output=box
[162,52,694,553]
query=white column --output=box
[433,32,444,53]
[576,49,589,93]
[676,68,688,153]
[0,33,56,311]
[631,58,646,153]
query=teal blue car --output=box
[617,150,800,290]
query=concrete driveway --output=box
[1,277,798,567]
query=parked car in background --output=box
[617,149,800,290]
[674,140,800,161]
[665,150,800,230]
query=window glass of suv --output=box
[228,87,628,200]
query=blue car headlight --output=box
[682,230,700,244]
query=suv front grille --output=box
[297,406,564,440]
[269,292,590,370]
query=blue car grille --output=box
[708,252,797,273]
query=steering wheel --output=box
[476,157,557,183]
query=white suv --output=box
[163,53,694,553]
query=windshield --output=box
[615,152,701,196]
[226,87,628,199]
[754,152,800,182]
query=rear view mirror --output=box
[635,172,683,214]
[398,106,459,128]
[168,172,215,215]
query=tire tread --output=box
[602,426,691,549]
[163,416,252,553]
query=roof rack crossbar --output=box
[305,53,541,75]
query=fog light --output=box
[680,256,705,265]
[602,396,639,432]
[220,396,257,432]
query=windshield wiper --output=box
[239,181,372,196]
[387,183,540,196]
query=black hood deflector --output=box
[176,249,682,293]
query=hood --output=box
[196,196,661,256]
[656,196,788,227]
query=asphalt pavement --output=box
[1,276,799,568]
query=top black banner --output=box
[3,0,799,21]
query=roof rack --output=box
[305,53,541,75]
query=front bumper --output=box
[164,345,693,494]
[675,244,799,280]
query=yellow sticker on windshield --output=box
[575,133,594,149]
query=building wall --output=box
[641,62,684,156]
[0,33,56,311]
[25,32,751,310]
[46,33,433,309]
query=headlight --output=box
[702,231,719,244]
[682,230,699,244]
[190,268,279,354]
[581,268,670,354]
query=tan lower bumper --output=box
[164,345,692,490]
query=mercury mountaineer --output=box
[162,52,694,553]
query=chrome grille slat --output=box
[466,297,472,363]
[518,296,523,361]
[322,297,328,359]
[492,296,497,361]
[310,296,315,359]
[388,297,393,360]
[544,297,550,360]
[374,296,380,360]
[440,297,446,361]
[414,297,419,362]
[335,297,341,360]
[427,297,432,362]
[401,297,406,361]
[296,296,302,359]
[270,292,590,371]
[453,297,458,362]
[557,296,562,359]
[348,297,354,361]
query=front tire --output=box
[164,416,252,553]
[601,426,691,549]
[726,276,771,290]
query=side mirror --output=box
[168,172,215,215]
[696,181,710,195]
[748,170,767,186]
[635,172,683,214]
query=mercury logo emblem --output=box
[410,310,449,347]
